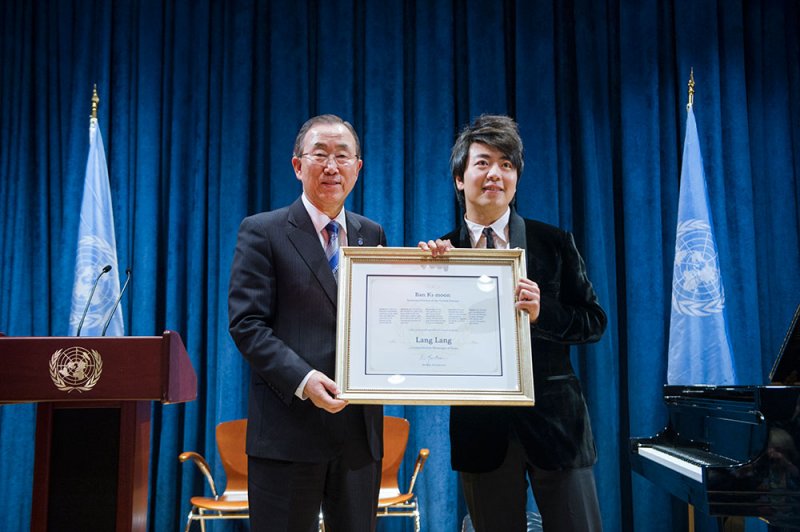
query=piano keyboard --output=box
[635,445,740,483]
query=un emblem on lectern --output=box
[49,346,103,393]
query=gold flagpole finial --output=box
[687,68,695,111]
[91,84,99,121]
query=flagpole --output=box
[686,69,697,532]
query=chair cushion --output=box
[377,493,415,508]
[190,492,249,512]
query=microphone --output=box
[76,264,112,336]
[101,268,131,336]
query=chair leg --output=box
[199,509,206,532]
[414,511,421,532]
[184,507,195,532]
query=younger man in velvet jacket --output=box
[420,115,607,532]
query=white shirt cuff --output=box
[295,370,316,399]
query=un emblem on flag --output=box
[49,346,103,393]
[672,219,725,317]
[69,235,118,332]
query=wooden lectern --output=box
[0,331,197,532]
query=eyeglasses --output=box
[299,152,358,167]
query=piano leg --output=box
[688,504,745,532]
[719,516,744,532]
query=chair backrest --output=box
[216,419,248,493]
[381,416,410,493]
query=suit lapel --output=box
[508,210,527,250]
[508,210,545,276]
[345,214,365,248]
[286,198,338,306]
[454,223,472,249]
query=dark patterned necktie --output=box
[325,221,340,280]
[483,227,496,249]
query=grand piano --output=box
[630,305,800,529]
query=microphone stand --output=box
[101,268,131,336]
[76,264,112,336]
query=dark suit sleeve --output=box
[228,215,313,404]
[532,231,607,345]
[379,225,388,247]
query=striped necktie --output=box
[483,227,496,249]
[325,221,340,280]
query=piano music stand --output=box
[770,302,800,385]
[0,331,197,532]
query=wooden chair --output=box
[179,419,248,531]
[377,416,430,531]
[319,416,430,532]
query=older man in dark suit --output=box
[421,115,607,532]
[229,115,385,532]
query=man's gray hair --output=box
[293,114,361,158]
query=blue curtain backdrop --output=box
[2,1,799,531]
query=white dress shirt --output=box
[464,208,511,249]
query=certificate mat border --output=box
[335,247,534,406]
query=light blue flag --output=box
[667,107,736,385]
[68,117,124,336]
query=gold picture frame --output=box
[335,247,534,406]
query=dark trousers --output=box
[461,436,603,532]
[247,453,381,532]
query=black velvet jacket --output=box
[444,211,607,472]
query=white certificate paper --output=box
[335,247,534,406]
[365,275,503,375]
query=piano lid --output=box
[769,302,800,385]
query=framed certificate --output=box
[335,247,534,405]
